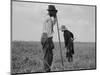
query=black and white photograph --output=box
[11,0,96,74]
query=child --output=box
[60,25,74,62]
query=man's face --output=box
[48,11,57,17]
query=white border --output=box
[0,0,99,75]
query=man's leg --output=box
[43,38,54,72]
[44,48,53,72]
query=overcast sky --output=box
[12,1,95,42]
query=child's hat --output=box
[60,25,67,30]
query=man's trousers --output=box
[41,33,54,72]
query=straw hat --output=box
[60,25,67,31]
[47,5,57,12]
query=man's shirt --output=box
[43,15,57,38]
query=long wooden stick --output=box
[56,16,64,69]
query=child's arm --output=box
[64,32,68,47]
[70,32,74,40]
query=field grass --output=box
[11,41,96,74]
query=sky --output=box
[12,1,96,42]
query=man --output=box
[41,5,57,72]
[60,25,74,62]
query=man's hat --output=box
[60,25,67,31]
[47,5,57,12]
